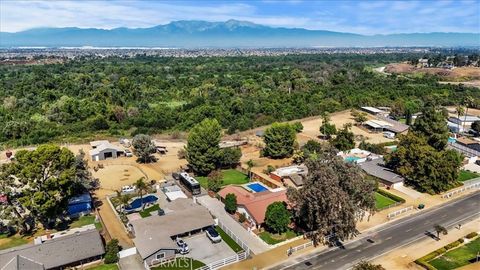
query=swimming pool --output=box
[448,137,456,143]
[125,195,158,211]
[345,156,361,163]
[246,182,268,193]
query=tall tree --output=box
[134,177,149,209]
[412,104,449,151]
[224,193,237,214]
[471,120,480,134]
[456,105,465,135]
[207,170,223,192]
[287,145,376,245]
[0,145,78,231]
[74,149,97,190]
[330,124,355,151]
[132,134,156,163]
[265,202,291,234]
[246,159,255,180]
[319,112,337,139]
[218,147,242,169]
[385,133,462,194]
[185,118,222,175]
[263,123,296,159]
[434,224,448,239]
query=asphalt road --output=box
[272,191,480,270]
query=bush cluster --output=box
[466,232,478,239]
[377,189,406,203]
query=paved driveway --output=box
[197,195,269,254]
[184,233,236,264]
[118,254,144,270]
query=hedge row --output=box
[415,233,476,270]
[377,189,406,203]
[466,232,478,239]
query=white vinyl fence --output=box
[217,220,250,254]
[387,206,413,219]
[442,179,480,199]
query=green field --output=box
[458,170,480,182]
[69,215,102,230]
[429,237,480,270]
[87,264,119,270]
[197,169,249,189]
[139,204,160,218]
[375,192,397,209]
[215,226,244,252]
[151,258,205,270]
[259,230,299,245]
[0,234,29,250]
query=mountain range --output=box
[1,20,479,48]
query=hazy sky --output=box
[1,0,479,34]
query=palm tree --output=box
[134,177,149,210]
[434,224,448,239]
[115,190,130,213]
[246,159,254,181]
[456,105,465,136]
[463,96,474,133]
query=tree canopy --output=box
[185,118,222,175]
[330,124,355,151]
[132,134,156,163]
[0,145,90,233]
[265,201,291,234]
[412,104,449,151]
[263,122,296,159]
[287,144,376,245]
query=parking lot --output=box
[183,233,237,264]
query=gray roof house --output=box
[130,199,214,267]
[359,159,405,188]
[89,141,124,161]
[0,228,104,270]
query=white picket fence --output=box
[387,206,413,219]
[286,241,314,255]
[217,220,250,254]
[442,179,480,199]
[196,251,249,270]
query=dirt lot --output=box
[384,63,480,81]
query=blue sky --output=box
[1,0,479,34]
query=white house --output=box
[89,141,124,161]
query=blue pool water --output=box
[125,195,158,210]
[345,156,361,163]
[247,183,268,193]
[448,137,456,143]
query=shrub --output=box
[445,240,461,250]
[377,189,406,203]
[224,193,237,214]
[104,239,119,264]
[292,122,304,133]
[238,213,247,223]
[458,238,464,243]
[466,232,478,239]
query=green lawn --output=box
[259,230,299,245]
[87,264,119,270]
[0,234,29,250]
[429,237,480,270]
[458,170,480,182]
[215,226,244,252]
[375,192,397,209]
[197,169,249,189]
[139,204,160,218]
[69,215,102,230]
[151,258,205,270]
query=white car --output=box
[383,132,395,139]
[206,227,222,243]
[176,238,189,254]
[121,185,135,193]
[124,149,133,157]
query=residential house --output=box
[418,58,429,68]
[359,159,404,188]
[0,227,104,270]
[129,198,214,267]
[269,165,308,188]
[364,115,409,135]
[455,137,480,152]
[218,186,288,229]
[448,115,480,130]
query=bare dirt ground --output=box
[439,80,480,88]
[372,217,480,270]
[445,106,480,117]
[384,63,480,81]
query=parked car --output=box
[176,238,189,254]
[383,131,395,139]
[121,185,136,193]
[124,149,133,157]
[206,227,222,243]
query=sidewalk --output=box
[197,195,270,254]
[372,217,480,270]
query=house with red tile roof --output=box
[217,185,288,228]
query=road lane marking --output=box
[405,228,412,232]
[385,236,392,240]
